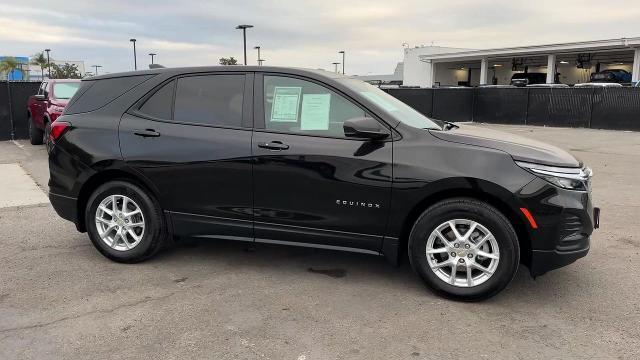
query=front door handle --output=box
[134,129,161,138]
[258,141,289,151]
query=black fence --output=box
[385,87,640,131]
[0,81,41,141]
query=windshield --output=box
[53,82,80,99]
[339,78,442,130]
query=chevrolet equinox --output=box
[48,67,599,300]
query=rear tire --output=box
[85,180,168,263]
[408,198,519,301]
[28,115,44,145]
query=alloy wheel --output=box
[425,219,500,287]
[95,194,145,251]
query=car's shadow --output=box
[148,237,586,304]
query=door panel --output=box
[119,114,254,240]
[252,132,392,251]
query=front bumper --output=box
[518,178,599,276]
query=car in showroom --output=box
[27,79,81,145]
[510,72,548,86]
[589,69,632,84]
[47,67,599,301]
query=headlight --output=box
[516,161,592,191]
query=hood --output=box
[429,124,581,168]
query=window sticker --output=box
[300,93,331,130]
[360,91,398,112]
[270,86,302,122]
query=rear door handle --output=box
[257,141,289,151]
[134,129,161,138]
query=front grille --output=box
[557,214,589,251]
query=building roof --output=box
[418,37,640,62]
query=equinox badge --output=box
[336,199,381,209]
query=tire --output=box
[408,198,519,301]
[28,115,44,145]
[85,180,168,263]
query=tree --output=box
[30,52,49,79]
[219,57,238,66]
[49,63,82,79]
[0,57,24,139]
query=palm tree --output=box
[30,52,49,79]
[0,57,23,140]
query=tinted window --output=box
[65,75,153,115]
[263,75,365,137]
[174,75,244,127]
[138,80,174,120]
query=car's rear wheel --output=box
[408,198,519,301]
[28,115,44,145]
[85,180,167,263]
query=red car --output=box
[27,79,81,145]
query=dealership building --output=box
[401,37,640,87]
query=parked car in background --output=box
[526,83,570,88]
[589,69,632,84]
[510,73,548,87]
[574,82,623,88]
[48,66,598,301]
[27,79,81,145]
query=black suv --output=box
[48,67,598,300]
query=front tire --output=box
[408,198,520,301]
[28,115,44,145]
[85,180,167,263]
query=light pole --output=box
[149,53,156,65]
[258,59,266,66]
[235,25,254,65]
[129,38,137,70]
[44,49,51,78]
[338,50,345,74]
[254,46,261,65]
[332,62,340,73]
[92,65,102,76]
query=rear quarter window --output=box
[64,75,153,115]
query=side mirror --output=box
[34,94,46,101]
[343,117,390,140]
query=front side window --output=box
[263,75,366,138]
[174,74,244,127]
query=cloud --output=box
[2,0,639,75]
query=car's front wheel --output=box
[408,198,520,301]
[28,115,44,145]
[85,180,167,263]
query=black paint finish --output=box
[47,66,596,277]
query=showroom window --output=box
[263,75,365,138]
[174,74,245,127]
[138,80,175,120]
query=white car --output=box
[573,82,623,88]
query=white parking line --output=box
[0,163,49,208]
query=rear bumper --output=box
[49,192,82,231]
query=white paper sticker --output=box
[270,87,301,122]
[300,94,331,130]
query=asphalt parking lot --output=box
[0,124,638,359]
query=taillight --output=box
[49,121,70,142]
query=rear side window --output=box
[173,74,244,127]
[65,75,153,115]
[138,80,175,120]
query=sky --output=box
[1,0,639,76]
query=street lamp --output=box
[332,62,340,73]
[149,53,156,65]
[235,24,254,65]
[92,65,102,76]
[254,46,261,65]
[258,59,266,66]
[44,49,51,78]
[338,51,345,75]
[129,38,137,70]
